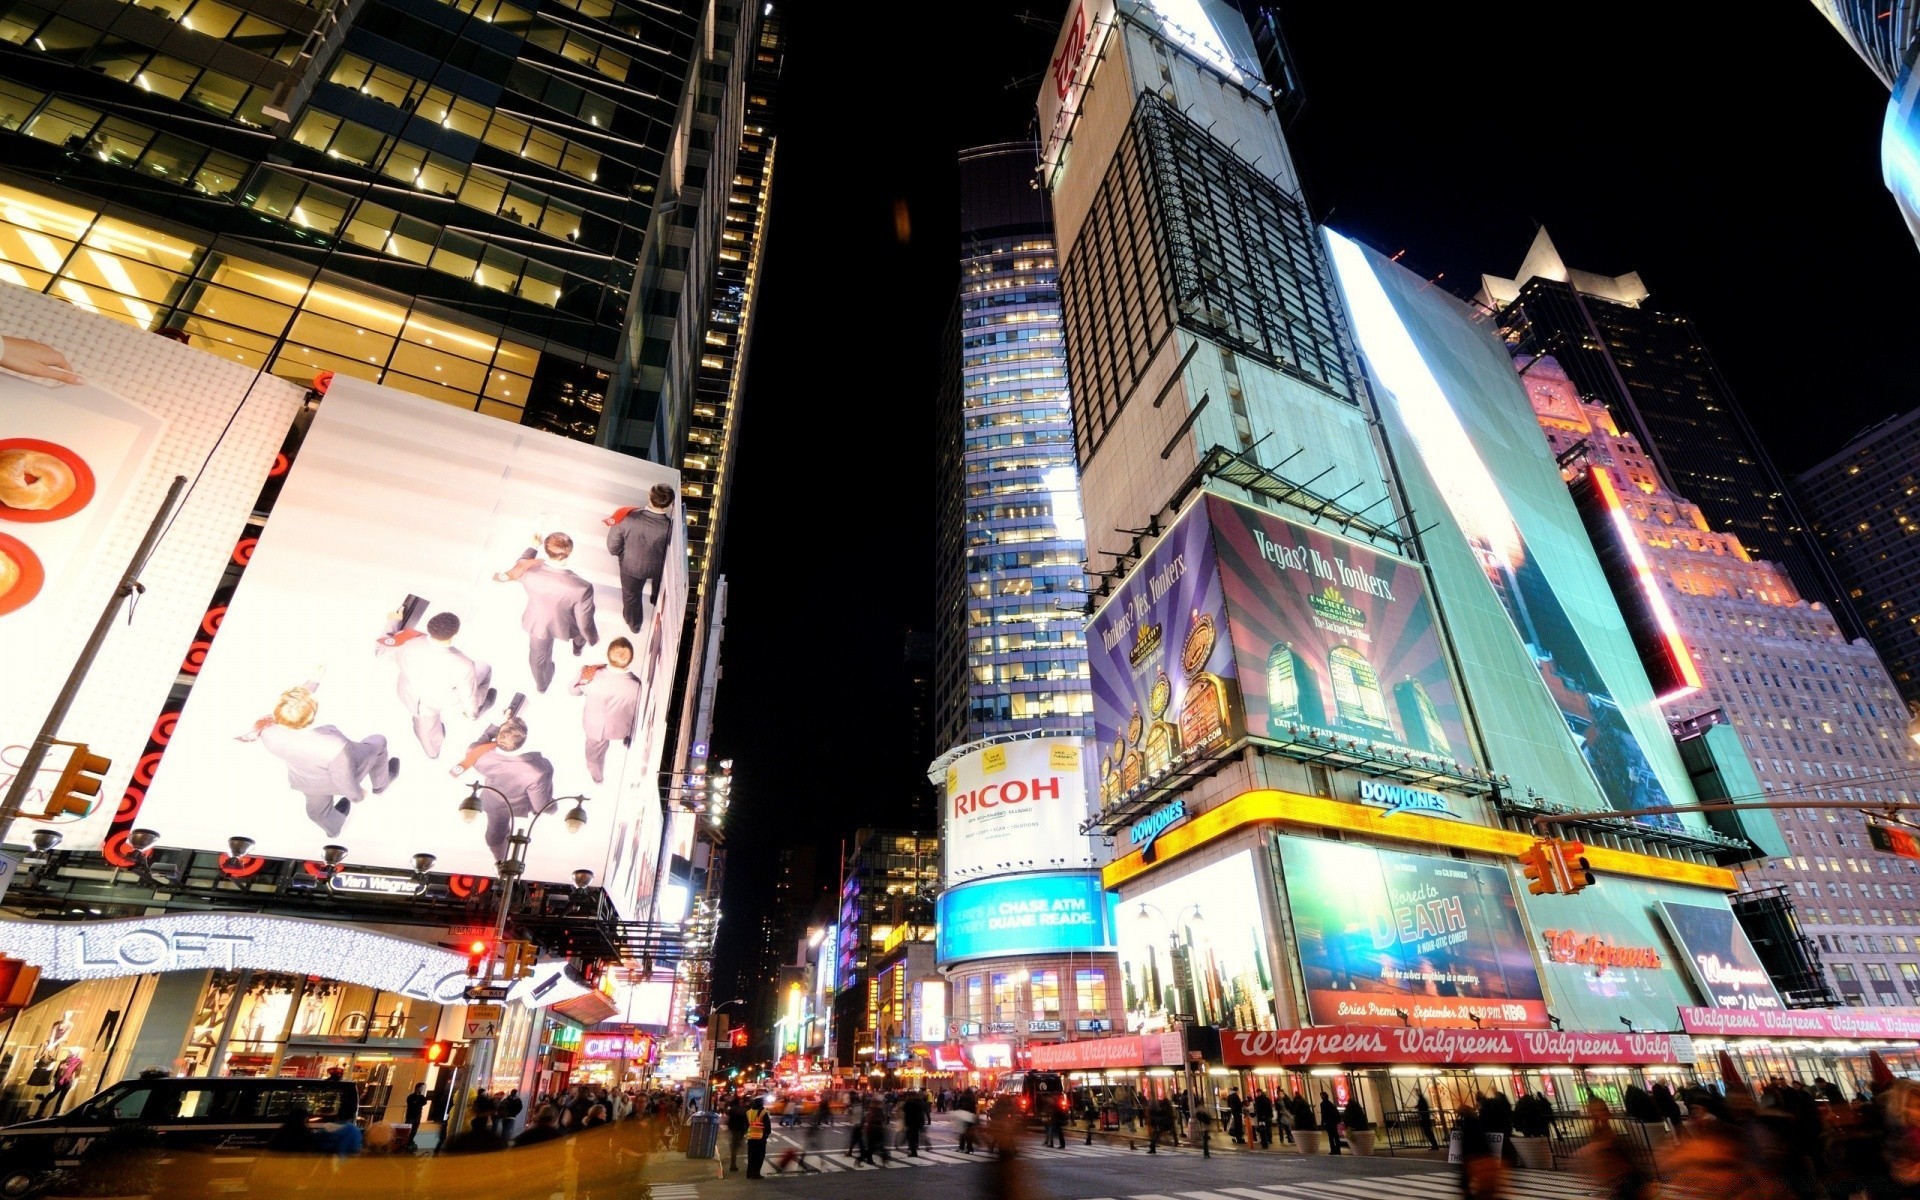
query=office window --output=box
[1030,970,1060,1019]
[1075,968,1107,1013]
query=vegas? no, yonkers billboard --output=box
[139,377,685,913]
[0,284,304,850]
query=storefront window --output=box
[0,976,150,1124]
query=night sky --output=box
[705,0,1920,996]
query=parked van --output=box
[0,1075,358,1196]
[1000,1070,1067,1118]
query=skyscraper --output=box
[932,143,1091,750]
[0,0,761,466]
[1810,1,1920,249]
[1797,408,1920,712]
[1480,230,1854,631]
[1526,357,1920,1007]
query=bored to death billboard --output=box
[1275,833,1547,1028]
[0,285,304,850]
[140,378,685,910]
[1088,492,1472,811]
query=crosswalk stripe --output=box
[1213,1188,1289,1200]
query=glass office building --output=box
[0,0,762,466]
[933,142,1091,749]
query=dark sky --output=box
[706,0,1920,996]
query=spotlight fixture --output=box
[31,830,61,855]
[225,836,254,863]
[411,852,437,876]
[572,869,595,888]
[127,828,160,853]
[321,844,348,868]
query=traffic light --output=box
[502,940,536,980]
[729,1026,749,1048]
[424,1039,452,1064]
[1555,839,1597,894]
[44,742,109,819]
[1519,840,1560,895]
[464,938,490,978]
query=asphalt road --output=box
[675,1120,1608,1200]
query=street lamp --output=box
[1135,901,1205,1022]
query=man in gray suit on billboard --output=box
[376,611,496,759]
[494,532,597,693]
[568,636,642,784]
[605,485,676,636]
[248,682,399,838]
[451,716,555,864]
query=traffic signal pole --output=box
[0,475,187,848]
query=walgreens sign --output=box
[1222,1025,1694,1068]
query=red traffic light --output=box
[729,1026,749,1048]
[464,939,490,977]
[425,1039,451,1063]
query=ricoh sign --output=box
[941,738,1095,884]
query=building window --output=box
[1030,970,1060,1020]
[991,972,1019,1027]
[1075,968,1107,1014]
[965,975,984,1025]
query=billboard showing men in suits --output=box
[139,378,684,913]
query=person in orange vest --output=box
[745,1095,770,1179]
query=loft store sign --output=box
[1357,780,1456,820]
[0,913,470,1002]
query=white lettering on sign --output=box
[0,913,469,1002]
[1357,780,1454,819]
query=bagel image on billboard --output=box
[942,738,1096,885]
[0,285,304,850]
[138,378,684,911]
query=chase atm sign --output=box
[936,872,1117,965]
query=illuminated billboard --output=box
[942,737,1095,884]
[1115,849,1275,1033]
[1275,834,1547,1028]
[1657,900,1784,1012]
[139,378,685,910]
[1089,492,1473,811]
[935,872,1116,964]
[1326,230,1704,834]
[0,285,304,849]
[1036,0,1117,186]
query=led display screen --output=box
[935,872,1115,963]
[140,378,685,909]
[0,285,304,849]
[1115,849,1276,1033]
[1657,900,1785,1012]
[1276,834,1547,1028]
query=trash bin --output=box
[686,1110,720,1159]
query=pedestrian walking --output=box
[1148,1096,1176,1154]
[1252,1089,1274,1149]
[745,1096,770,1179]
[902,1088,928,1157]
[1320,1093,1343,1154]
[403,1083,428,1150]
[1415,1092,1439,1149]
[725,1096,748,1173]
[1190,1102,1213,1158]
[1082,1093,1100,1145]
[1455,1099,1504,1200]
[1225,1089,1244,1145]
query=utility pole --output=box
[0,475,187,847]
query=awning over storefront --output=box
[1678,1006,1920,1040]
[0,913,469,1001]
[1030,1032,1186,1070]
[1221,1025,1696,1068]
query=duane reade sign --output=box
[942,738,1096,884]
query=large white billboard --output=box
[941,737,1095,884]
[140,377,684,911]
[0,286,304,849]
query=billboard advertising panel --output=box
[0,286,304,849]
[140,378,684,909]
[1088,500,1243,811]
[1209,495,1473,763]
[1327,231,1701,833]
[1275,833,1547,1028]
[942,738,1095,884]
[1036,0,1117,186]
[1115,849,1276,1032]
[935,872,1115,964]
[1518,874,1712,1032]
[1657,900,1785,1012]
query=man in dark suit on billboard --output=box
[452,716,555,864]
[604,485,675,636]
[495,532,597,693]
[376,611,495,759]
[568,637,642,784]
[248,681,398,837]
